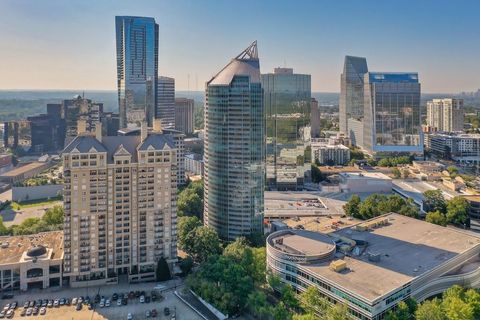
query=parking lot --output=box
[0,281,203,320]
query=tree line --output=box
[0,205,64,236]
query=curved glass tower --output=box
[204,41,265,241]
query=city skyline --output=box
[1,0,479,93]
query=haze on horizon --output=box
[0,0,479,93]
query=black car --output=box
[88,303,93,310]
[32,307,39,316]
[164,307,170,316]
[28,301,34,308]
[112,293,118,301]
[10,302,17,310]
[122,299,127,306]
[94,294,100,303]
[41,300,48,307]
[75,303,82,311]
[85,296,91,304]
[145,296,151,303]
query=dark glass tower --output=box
[116,16,158,128]
[204,41,265,241]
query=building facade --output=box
[116,16,158,128]
[175,98,195,135]
[340,56,368,135]
[425,132,480,164]
[62,121,177,287]
[157,76,176,129]
[204,41,265,241]
[363,73,423,155]
[426,98,464,132]
[261,67,311,191]
[310,98,320,138]
[185,153,204,176]
[311,142,350,166]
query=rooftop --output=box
[0,231,64,265]
[339,171,391,181]
[287,213,480,302]
[367,72,419,83]
[0,162,47,177]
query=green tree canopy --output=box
[423,190,447,214]
[446,196,470,226]
[426,210,448,226]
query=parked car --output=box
[32,307,39,315]
[10,302,17,310]
[122,298,127,306]
[25,308,32,316]
[47,300,53,308]
[59,298,65,306]
[117,299,122,307]
[164,307,170,316]
[127,313,133,320]
[88,303,93,310]
[112,293,118,301]
[72,297,78,305]
[105,299,110,307]
[0,311,5,319]
[5,310,13,319]
[2,304,10,312]
[23,302,29,309]
[145,310,151,318]
[20,308,26,317]
[40,307,46,315]
[75,303,82,311]
[53,299,59,307]
[94,294,101,304]
[151,309,157,317]
[145,296,151,303]
[139,295,145,303]
[42,299,48,307]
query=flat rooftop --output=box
[0,162,47,177]
[0,231,64,265]
[339,172,391,180]
[265,191,347,218]
[274,232,335,256]
[295,213,480,302]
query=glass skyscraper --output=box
[204,42,265,241]
[157,76,175,129]
[363,72,423,154]
[339,56,368,135]
[261,68,311,190]
[116,16,158,128]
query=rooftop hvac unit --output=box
[329,260,347,272]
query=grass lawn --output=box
[10,197,62,210]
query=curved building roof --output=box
[208,41,260,86]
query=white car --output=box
[99,301,104,308]
[127,313,133,320]
[139,295,145,303]
[72,297,78,305]
[117,299,122,306]
[105,299,110,307]
[40,307,46,315]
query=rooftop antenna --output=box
[82,90,85,99]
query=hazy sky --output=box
[1,0,479,93]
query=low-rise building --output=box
[425,132,480,164]
[338,172,392,193]
[267,213,480,320]
[0,161,52,184]
[0,231,64,291]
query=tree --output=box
[343,194,361,217]
[378,158,392,167]
[426,210,448,226]
[311,164,324,183]
[367,158,377,167]
[325,303,351,320]
[392,167,401,179]
[273,302,292,320]
[384,301,413,320]
[42,205,64,225]
[423,190,447,214]
[156,257,171,281]
[292,314,318,320]
[190,226,222,263]
[177,216,202,253]
[281,285,300,310]
[447,166,459,177]
[247,291,271,319]
[415,298,446,320]
[350,149,365,161]
[179,256,194,276]
[402,169,410,179]
[0,217,8,236]
[177,188,203,218]
[300,286,329,316]
[446,196,470,226]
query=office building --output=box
[339,56,368,135]
[204,41,265,241]
[157,76,175,129]
[0,231,64,291]
[62,120,177,286]
[310,98,320,138]
[175,98,195,135]
[262,67,311,190]
[425,132,480,164]
[362,72,423,155]
[426,98,464,132]
[267,213,480,320]
[116,16,158,128]
[311,141,350,166]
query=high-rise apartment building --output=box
[204,41,265,241]
[310,97,320,138]
[62,121,177,286]
[261,67,311,191]
[174,98,194,135]
[116,16,158,128]
[362,72,423,154]
[426,98,464,132]
[339,56,368,135]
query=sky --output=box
[0,0,479,93]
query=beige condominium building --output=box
[426,98,464,132]
[0,231,64,291]
[62,121,177,287]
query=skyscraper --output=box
[261,67,311,191]
[62,121,177,286]
[116,16,158,128]
[339,56,368,135]
[157,76,176,129]
[175,98,195,135]
[310,97,320,138]
[204,41,265,241]
[363,72,423,154]
[426,98,464,132]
